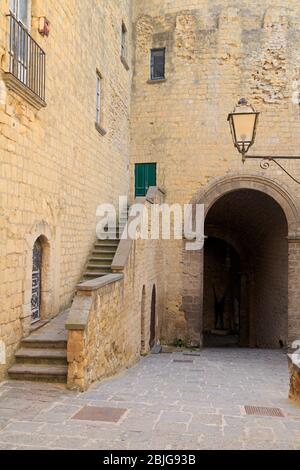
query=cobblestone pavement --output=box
[0,349,299,450]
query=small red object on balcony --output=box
[38,17,50,37]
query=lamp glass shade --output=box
[228,100,259,155]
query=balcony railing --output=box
[7,13,46,103]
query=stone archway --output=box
[182,174,300,348]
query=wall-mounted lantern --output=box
[228,99,300,183]
[227,98,260,163]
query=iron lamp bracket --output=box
[244,155,300,185]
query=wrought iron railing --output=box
[7,13,46,102]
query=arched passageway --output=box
[203,189,288,348]
[182,175,300,348]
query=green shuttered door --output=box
[135,163,157,197]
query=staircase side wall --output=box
[67,228,165,391]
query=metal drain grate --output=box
[244,406,285,418]
[72,406,127,423]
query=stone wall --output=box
[2,0,300,384]
[0,0,133,380]
[66,189,165,391]
[254,204,288,348]
[131,0,300,347]
[288,352,300,404]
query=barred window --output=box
[150,48,165,81]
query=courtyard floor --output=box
[0,349,299,450]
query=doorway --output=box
[203,189,288,348]
[150,285,156,349]
[31,238,42,323]
[203,237,241,347]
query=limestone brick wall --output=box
[0,0,133,380]
[131,0,300,346]
[67,192,165,391]
[254,212,288,348]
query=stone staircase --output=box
[83,238,120,281]
[8,210,129,384]
[82,211,128,282]
[8,310,68,384]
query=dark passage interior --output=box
[203,189,288,349]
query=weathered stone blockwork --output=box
[131,0,300,347]
[2,0,300,387]
[0,0,133,380]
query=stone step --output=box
[89,256,114,263]
[92,248,116,254]
[8,364,68,383]
[88,256,113,267]
[86,264,112,270]
[91,251,115,257]
[95,241,119,247]
[21,338,67,350]
[93,247,118,254]
[84,271,109,278]
[15,348,67,365]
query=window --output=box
[150,48,165,81]
[95,71,106,135]
[10,0,30,28]
[5,0,46,107]
[135,163,157,197]
[121,22,127,60]
[31,238,42,323]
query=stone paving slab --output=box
[0,349,299,450]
